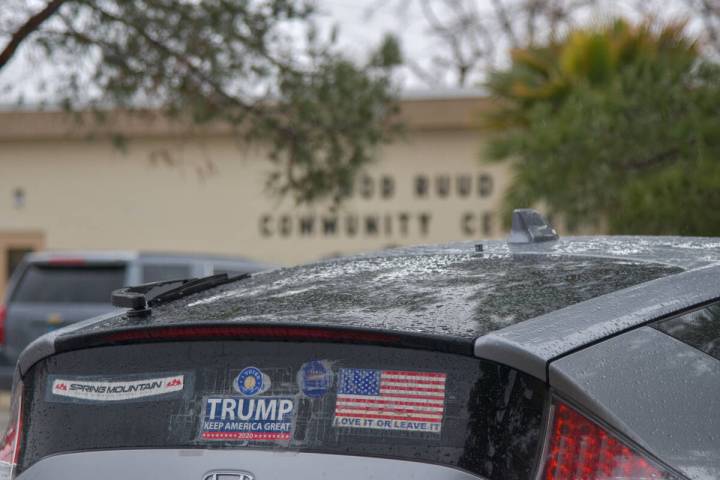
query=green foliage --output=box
[614,159,720,234]
[5,0,401,204]
[484,19,720,235]
[485,20,696,126]
[262,35,402,203]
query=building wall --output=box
[0,96,510,294]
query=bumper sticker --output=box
[48,373,188,403]
[233,366,271,397]
[297,360,333,398]
[333,369,446,433]
[200,396,295,442]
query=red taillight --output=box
[56,324,471,357]
[105,325,396,344]
[0,382,23,478]
[543,401,678,480]
[46,258,85,266]
[0,306,5,345]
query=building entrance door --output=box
[0,231,44,300]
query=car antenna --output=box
[507,208,559,244]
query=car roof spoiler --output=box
[474,263,720,381]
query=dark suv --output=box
[0,251,272,388]
[1,212,718,480]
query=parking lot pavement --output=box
[0,392,10,432]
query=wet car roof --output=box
[67,236,720,341]
[364,236,720,270]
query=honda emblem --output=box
[202,471,254,480]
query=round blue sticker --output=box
[234,367,269,396]
[297,360,332,398]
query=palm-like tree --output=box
[485,19,697,129]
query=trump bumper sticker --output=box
[48,374,187,403]
[200,396,295,442]
[297,360,333,398]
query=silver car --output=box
[0,251,272,387]
[1,214,719,480]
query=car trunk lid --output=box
[16,336,548,480]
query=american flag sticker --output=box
[333,368,447,433]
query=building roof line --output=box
[0,95,492,142]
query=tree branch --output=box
[86,4,268,117]
[489,0,519,48]
[699,0,720,56]
[0,0,68,69]
[623,147,683,171]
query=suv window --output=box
[141,264,192,283]
[212,267,245,276]
[21,341,547,479]
[654,302,720,361]
[11,264,126,304]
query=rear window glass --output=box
[654,302,720,361]
[21,341,547,479]
[12,264,126,304]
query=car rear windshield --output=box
[20,341,548,479]
[653,301,720,361]
[11,263,126,304]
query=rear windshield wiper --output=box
[112,273,250,317]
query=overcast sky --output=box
[318,1,430,64]
[0,0,708,105]
[314,0,700,87]
[0,0,462,105]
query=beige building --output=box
[0,92,512,297]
